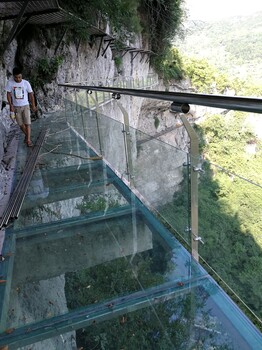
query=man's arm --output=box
[6,91,14,112]
[28,92,37,112]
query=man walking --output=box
[5,67,37,147]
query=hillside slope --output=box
[177,11,262,84]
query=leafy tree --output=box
[31,56,63,89]
[177,52,262,96]
[62,0,185,59]
[183,57,224,93]
[177,12,262,86]
[63,0,141,40]
[152,46,185,83]
[140,0,185,53]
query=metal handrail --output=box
[59,84,262,114]
[69,73,158,88]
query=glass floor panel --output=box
[68,279,259,350]
[0,114,261,349]
[7,210,205,329]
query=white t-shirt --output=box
[5,78,33,107]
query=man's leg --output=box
[23,105,32,145]
[15,107,27,138]
[25,124,31,143]
[20,124,27,137]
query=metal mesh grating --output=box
[0,1,61,21]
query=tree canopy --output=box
[62,0,185,54]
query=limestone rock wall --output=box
[1,26,150,113]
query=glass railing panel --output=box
[129,126,191,246]
[64,100,191,245]
[64,99,131,182]
[92,91,105,105]
[64,98,86,135]
[74,89,89,108]
[96,113,128,179]
[198,161,262,321]
[65,102,191,246]
[64,99,100,150]
[12,119,128,231]
[194,108,262,322]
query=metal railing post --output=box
[180,115,200,261]
[88,92,103,156]
[74,89,78,112]
[113,97,138,263]
[114,98,134,187]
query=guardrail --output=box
[61,74,159,109]
[59,84,262,113]
[59,84,262,262]
[59,84,262,326]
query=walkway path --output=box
[0,124,20,253]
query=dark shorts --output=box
[14,105,31,126]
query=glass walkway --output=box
[0,91,261,349]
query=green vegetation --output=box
[113,55,123,73]
[157,31,262,93]
[140,0,185,53]
[76,196,120,214]
[177,12,262,86]
[158,46,262,95]
[197,112,262,319]
[31,56,63,89]
[182,56,262,96]
[65,246,231,349]
[65,253,165,309]
[182,57,228,93]
[62,0,185,61]
[13,1,185,82]
[160,112,262,322]
[160,15,262,323]
[63,0,141,41]
[153,47,184,84]
[72,295,207,349]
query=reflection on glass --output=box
[0,101,261,350]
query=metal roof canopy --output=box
[0,0,114,55]
[0,0,153,60]
[0,0,63,22]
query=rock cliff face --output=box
[0,24,190,350]
[1,25,150,112]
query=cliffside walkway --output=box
[0,128,48,229]
[0,92,261,349]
